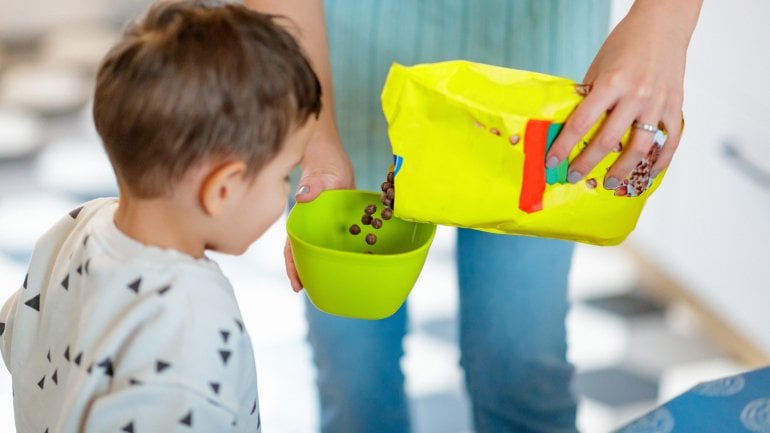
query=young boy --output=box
[0,1,321,432]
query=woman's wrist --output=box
[627,0,703,48]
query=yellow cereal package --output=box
[380,60,668,246]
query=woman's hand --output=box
[546,0,702,189]
[285,131,355,292]
[294,132,355,203]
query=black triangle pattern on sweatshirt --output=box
[0,322,4,337]
[24,295,40,311]
[219,350,231,366]
[179,411,193,427]
[69,206,83,219]
[128,278,141,294]
[61,274,69,291]
[23,273,28,289]
[156,360,171,373]
[97,357,114,376]
[121,422,134,433]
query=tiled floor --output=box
[0,21,751,433]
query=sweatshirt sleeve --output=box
[0,288,21,371]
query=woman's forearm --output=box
[244,0,339,143]
[628,0,704,49]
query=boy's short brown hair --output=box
[93,0,321,198]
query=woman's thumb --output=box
[294,176,333,203]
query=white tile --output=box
[576,397,621,433]
[658,358,749,403]
[569,244,640,301]
[234,281,309,347]
[568,304,629,370]
[621,318,726,378]
[407,225,459,325]
[254,342,319,433]
[402,332,464,398]
[0,394,15,433]
[578,397,659,433]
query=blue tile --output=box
[582,291,666,318]
[574,367,658,407]
[412,391,471,433]
[418,317,457,345]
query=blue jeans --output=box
[305,229,577,433]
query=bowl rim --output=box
[286,189,436,259]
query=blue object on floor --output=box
[615,365,770,433]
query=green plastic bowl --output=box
[286,189,436,320]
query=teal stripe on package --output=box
[546,123,568,184]
[323,0,610,190]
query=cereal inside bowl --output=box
[286,189,436,319]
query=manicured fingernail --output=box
[575,83,592,96]
[295,185,309,196]
[604,177,619,190]
[546,156,560,169]
[567,170,582,184]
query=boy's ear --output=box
[200,161,248,217]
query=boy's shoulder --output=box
[23,198,117,292]
[34,197,117,256]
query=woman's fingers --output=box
[650,108,684,177]
[546,85,615,170]
[283,238,303,292]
